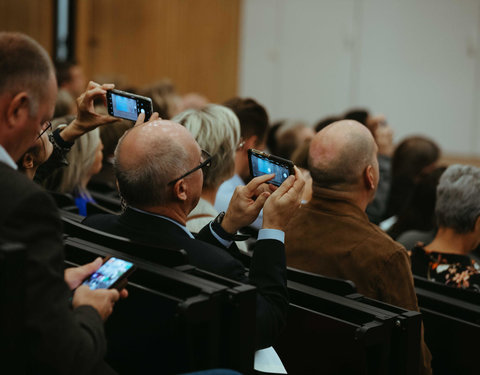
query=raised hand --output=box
[263,166,305,231]
[59,81,117,142]
[221,173,275,233]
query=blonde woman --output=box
[173,104,249,251]
[44,123,103,216]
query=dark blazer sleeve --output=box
[1,190,107,374]
[249,239,288,349]
[197,224,288,348]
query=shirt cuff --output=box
[258,228,285,243]
[209,222,233,248]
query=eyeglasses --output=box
[36,120,52,140]
[167,149,212,186]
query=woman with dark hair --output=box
[388,166,446,245]
[384,136,441,221]
[410,165,480,291]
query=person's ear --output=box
[173,179,188,202]
[22,152,35,170]
[6,92,30,128]
[364,165,375,191]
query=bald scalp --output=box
[308,120,376,189]
[114,120,192,207]
[0,32,54,114]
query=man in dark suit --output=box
[83,119,305,349]
[0,32,122,373]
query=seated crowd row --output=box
[2,32,480,374]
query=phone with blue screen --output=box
[248,149,294,187]
[82,257,136,290]
[106,89,153,122]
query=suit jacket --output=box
[83,207,288,349]
[0,162,109,374]
[285,185,432,375]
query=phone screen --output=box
[250,153,291,186]
[82,257,134,290]
[111,93,139,121]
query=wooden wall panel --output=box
[76,0,241,103]
[0,0,55,56]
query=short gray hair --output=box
[435,164,480,233]
[172,104,240,189]
[114,130,191,207]
[0,32,54,115]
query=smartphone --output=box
[82,257,136,290]
[106,89,153,122]
[248,149,294,187]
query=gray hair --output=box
[435,164,480,233]
[0,32,54,115]
[114,130,191,207]
[172,104,240,190]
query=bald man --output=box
[83,119,306,349]
[284,120,432,374]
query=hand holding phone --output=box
[107,89,153,122]
[248,149,294,187]
[82,257,136,291]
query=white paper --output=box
[254,346,287,374]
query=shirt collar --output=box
[128,206,195,239]
[0,145,17,170]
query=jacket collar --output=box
[308,183,369,222]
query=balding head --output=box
[115,119,200,208]
[309,120,378,191]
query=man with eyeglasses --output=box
[0,32,124,373]
[83,119,306,349]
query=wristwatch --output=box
[212,212,250,241]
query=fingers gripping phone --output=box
[248,149,294,187]
[82,257,136,291]
[106,89,153,122]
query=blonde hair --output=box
[172,104,240,189]
[46,123,101,195]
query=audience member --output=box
[284,120,431,374]
[266,120,314,160]
[179,92,209,112]
[31,84,124,186]
[16,125,53,180]
[54,88,76,118]
[275,120,315,160]
[266,121,283,154]
[83,119,305,349]
[410,165,480,291]
[0,31,122,374]
[344,107,394,224]
[384,135,441,222]
[389,166,446,246]
[89,107,132,194]
[138,79,181,119]
[314,115,341,133]
[172,105,249,251]
[291,139,313,203]
[55,59,87,99]
[215,98,270,231]
[43,124,103,216]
